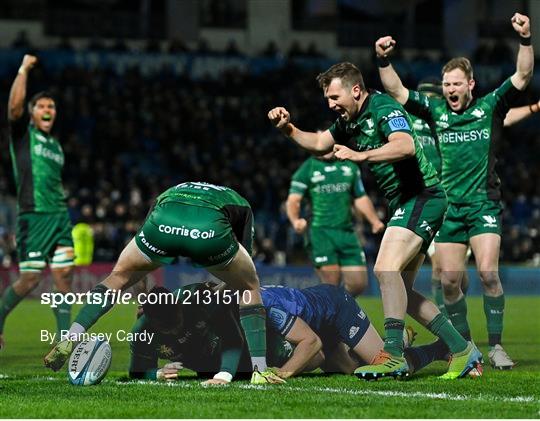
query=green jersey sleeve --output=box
[373,96,414,139]
[289,160,311,196]
[487,77,522,119]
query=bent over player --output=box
[44,182,284,384]
[0,55,74,349]
[269,62,480,380]
[375,12,533,369]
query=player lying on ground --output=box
[129,284,293,385]
[287,149,384,296]
[0,55,74,349]
[44,182,285,384]
[269,62,480,380]
[374,12,534,369]
[261,284,449,379]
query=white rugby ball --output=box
[68,339,112,386]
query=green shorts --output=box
[16,211,74,272]
[135,201,253,267]
[306,226,366,268]
[435,200,502,244]
[387,186,448,254]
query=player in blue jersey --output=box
[261,284,447,379]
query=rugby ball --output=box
[68,339,112,386]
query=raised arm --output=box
[8,54,38,121]
[509,13,533,91]
[375,36,409,105]
[504,99,540,126]
[268,107,335,153]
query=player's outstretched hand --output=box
[268,107,290,129]
[201,378,230,386]
[511,13,530,37]
[292,218,308,234]
[333,144,367,162]
[156,362,183,381]
[375,36,396,58]
[20,54,38,72]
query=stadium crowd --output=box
[0,44,538,267]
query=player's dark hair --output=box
[142,286,183,331]
[27,91,55,113]
[316,62,365,91]
[417,77,443,97]
[441,57,474,80]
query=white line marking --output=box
[3,375,538,404]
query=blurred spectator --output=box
[11,30,31,49]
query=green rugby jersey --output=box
[9,118,67,213]
[157,182,250,211]
[289,157,366,228]
[329,92,439,205]
[129,283,245,379]
[404,78,521,204]
[406,106,442,175]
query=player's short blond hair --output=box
[316,62,365,90]
[442,57,474,80]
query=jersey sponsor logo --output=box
[138,231,166,255]
[28,251,42,258]
[33,144,64,165]
[158,224,216,240]
[357,310,366,320]
[348,326,360,339]
[388,116,410,132]
[387,110,404,118]
[208,243,235,263]
[340,166,353,176]
[420,220,433,235]
[314,256,328,264]
[391,208,406,220]
[313,183,350,194]
[311,171,325,183]
[437,113,449,129]
[482,215,498,228]
[324,165,337,172]
[35,133,48,143]
[471,108,485,118]
[439,129,489,144]
[176,181,228,191]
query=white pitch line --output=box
[3,375,538,405]
[239,384,539,404]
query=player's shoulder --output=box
[370,91,402,108]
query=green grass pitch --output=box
[0,296,539,418]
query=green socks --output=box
[445,296,471,341]
[484,294,504,347]
[431,277,449,318]
[0,286,25,333]
[52,295,72,337]
[74,284,115,330]
[239,304,267,371]
[383,318,405,357]
[427,313,468,354]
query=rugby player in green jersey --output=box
[375,12,533,370]
[269,62,480,380]
[286,151,384,296]
[0,55,74,349]
[44,182,285,384]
